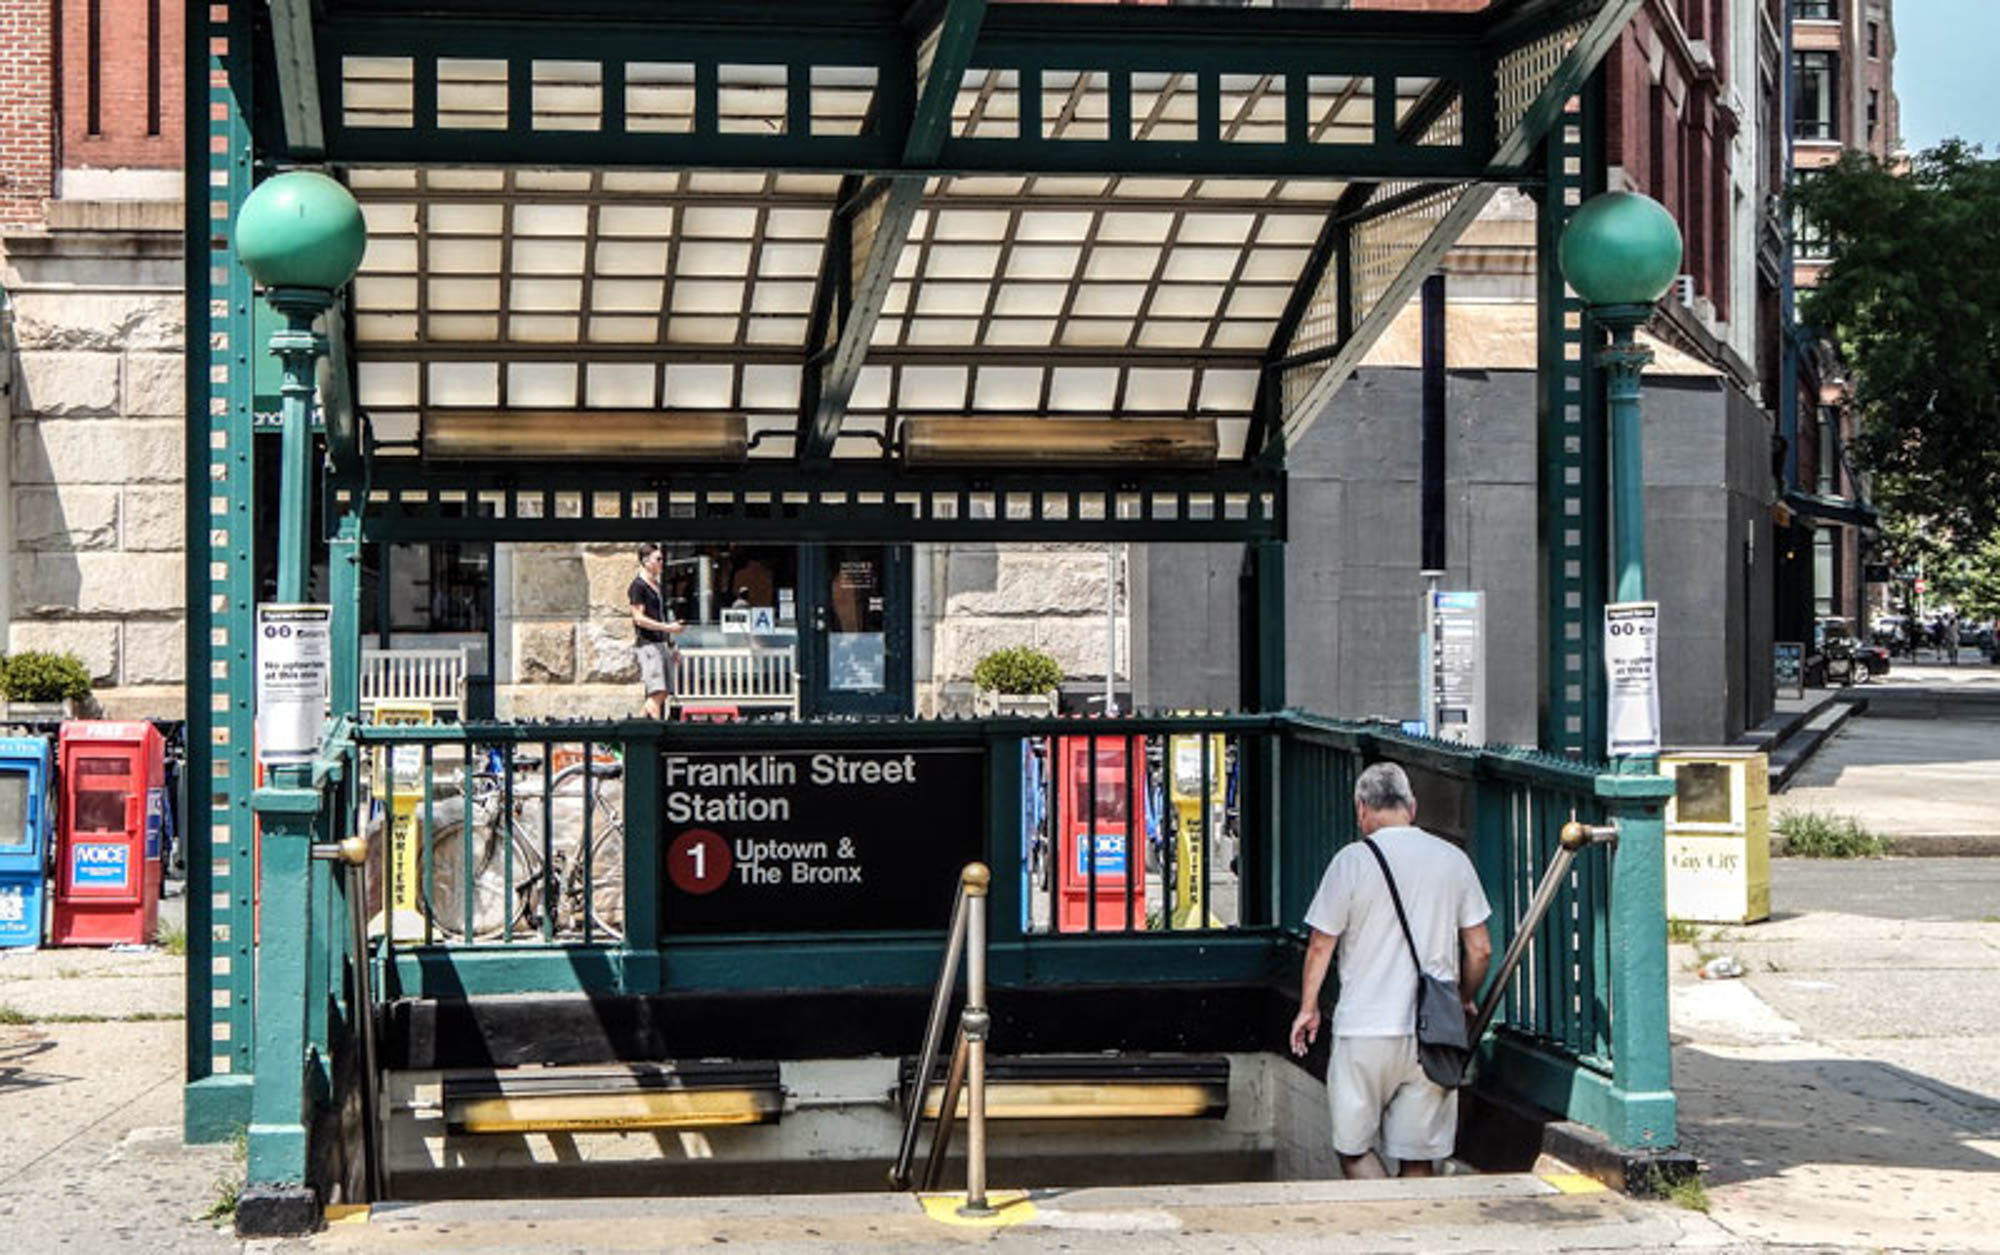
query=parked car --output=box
[1807,617,1887,686]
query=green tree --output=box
[1792,141,2000,537]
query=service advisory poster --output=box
[1604,601,1662,757]
[660,746,984,934]
[254,603,331,766]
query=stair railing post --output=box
[960,864,992,1216]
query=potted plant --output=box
[971,646,1063,717]
[0,650,94,720]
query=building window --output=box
[1867,20,1880,58]
[1792,171,1831,260]
[1793,51,1838,141]
[366,543,493,635]
[1867,88,1880,144]
[1793,0,1836,19]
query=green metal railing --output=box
[1281,715,1674,1150]
[229,709,1675,1195]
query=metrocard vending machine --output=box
[0,736,55,948]
[52,722,166,946]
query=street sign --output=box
[660,746,983,934]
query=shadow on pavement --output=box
[1675,1045,2000,1186]
[0,1030,71,1096]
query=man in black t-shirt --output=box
[627,543,683,718]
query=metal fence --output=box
[226,708,1673,1195]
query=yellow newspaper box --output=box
[370,702,433,940]
[1662,750,1770,924]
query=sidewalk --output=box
[3,880,1995,1251]
[1774,664,2000,854]
[1669,900,2000,1250]
[0,893,240,1254]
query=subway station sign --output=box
[660,747,984,934]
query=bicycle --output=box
[419,755,627,943]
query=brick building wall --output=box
[58,0,184,176]
[0,0,56,227]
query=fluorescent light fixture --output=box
[902,417,1219,467]
[421,410,747,461]
[919,1081,1226,1120]
[452,1088,778,1133]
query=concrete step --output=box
[1766,694,1864,792]
[312,1173,1714,1253]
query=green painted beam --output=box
[184,0,262,1144]
[800,0,987,462]
[1265,0,1642,459]
[309,2,1527,179]
[386,934,1284,999]
[268,0,326,157]
[338,464,1286,545]
[1537,73,1608,757]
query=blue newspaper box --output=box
[0,735,55,948]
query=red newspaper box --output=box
[52,721,166,947]
[1053,736,1141,933]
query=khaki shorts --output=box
[635,641,676,696]
[1327,1034,1457,1163]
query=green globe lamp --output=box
[1557,191,1682,608]
[234,171,367,602]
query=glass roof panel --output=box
[342,159,1349,457]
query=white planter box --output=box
[974,690,1057,718]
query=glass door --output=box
[804,545,910,717]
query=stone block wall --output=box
[500,541,644,719]
[2,213,186,718]
[918,541,1129,714]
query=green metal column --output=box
[1596,771,1677,1148]
[1603,327,1651,607]
[985,730,1024,946]
[619,736,662,993]
[1239,539,1284,926]
[1537,78,1609,759]
[246,287,337,1190]
[329,505,362,717]
[183,0,260,1142]
[245,785,319,1185]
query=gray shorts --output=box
[636,641,676,696]
[1328,1034,1457,1164]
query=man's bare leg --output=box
[1399,1158,1436,1178]
[1338,1152,1388,1179]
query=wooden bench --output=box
[361,647,470,721]
[674,645,797,717]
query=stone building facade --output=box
[2,0,186,718]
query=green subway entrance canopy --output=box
[201,0,1640,541]
[186,0,1669,1222]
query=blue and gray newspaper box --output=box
[0,735,54,948]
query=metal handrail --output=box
[889,863,993,1214]
[1469,818,1620,1045]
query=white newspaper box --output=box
[1662,750,1771,925]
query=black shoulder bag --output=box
[1361,838,1472,1089]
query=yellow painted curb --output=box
[919,1190,1037,1227]
[323,1204,371,1224]
[1541,1172,1608,1195]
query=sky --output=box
[1892,0,2000,154]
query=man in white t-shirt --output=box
[1288,762,1492,1178]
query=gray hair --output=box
[1354,762,1416,815]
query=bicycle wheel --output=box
[425,793,540,940]
[522,769,625,940]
